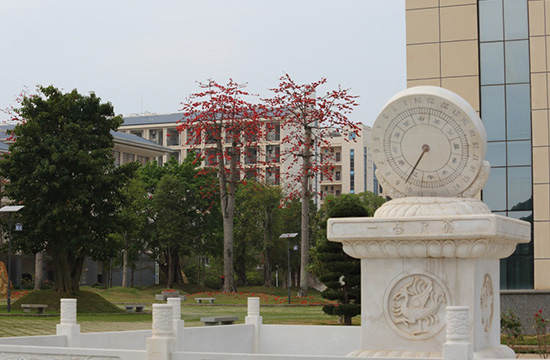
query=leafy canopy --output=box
[0,85,135,291]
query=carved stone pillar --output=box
[167,297,184,351]
[147,304,175,360]
[245,297,262,353]
[56,298,80,347]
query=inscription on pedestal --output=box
[385,273,449,340]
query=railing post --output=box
[56,298,80,347]
[245,297,262,353]
[443,306,473,360]
[167,297,184,351]
[146,304,175,360]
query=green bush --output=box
[245,270,263,286]
[501,308,523,351]
[21,282,34,290]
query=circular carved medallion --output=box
[480,273,494,334]
[384,272,450,340]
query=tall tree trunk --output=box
[167,248,174,288]
[220,141,237,293]
[48,250,86,292]
[196,256,200,287]
[263,208,273,287]
[222,215,235,292]
[174,255,184,284]
[109,259,113,288]
[34,252,44,290]
[298,126,312,297]
[121,235,128,287]
[235,262,247,287]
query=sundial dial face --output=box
[371,86,488,198]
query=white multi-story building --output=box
[120,114,376,202]
[318,125,375,200]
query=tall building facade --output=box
[406,0,549,289]
[119,114,375,203]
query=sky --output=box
[0,1,406,126]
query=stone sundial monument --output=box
[328,86,530,358]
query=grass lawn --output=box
[82,285,329,305]
[0,285,348,337]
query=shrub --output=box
[501,308,523,352]
[533,310,549,359]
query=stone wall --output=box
[501,290,550,335]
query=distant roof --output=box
[0,124,168,153]
[121,110,281,126]
[112,131,169,152]
[0,142,9,153]
[122,113,182,126]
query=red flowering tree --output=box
[266,74,359,297]
[178,79,266,292]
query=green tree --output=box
[0,86,134,292]
[114,177,149,287]
[138,155,221,288]
[312,192,384,325]
[234,182,283,286]
[277,197,312,288]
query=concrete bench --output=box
[195,297,215,304]
[200,316,238,326]
[155,294,187,301]
[21,304,48,314]
[124,304,146,313]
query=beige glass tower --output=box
[406,0,550,290]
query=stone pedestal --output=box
[327,198,530,358]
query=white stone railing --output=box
[0,299,495,360]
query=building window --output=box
[205,148,218,166]
[170,151,180,163]
[335,171,341,181]
[479,0,532,289]
[137,155,149,165]
[149,129,164,145]
[112,150,121,167]
[122,153,135,164]
[245,147,257,165]
[364,146,367,193]
[206,128,218,144]
[186,128,201,145]
[266,145,280,163]
[350,149,355,193]
[266,122,280,141]
[167,128,180,146]
[266,167,280,186]
[335,152,341,162]
[244,168,257,182]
